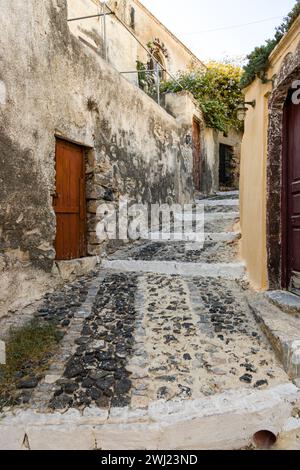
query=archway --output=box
[266,47,300,291]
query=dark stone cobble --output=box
[35,276,93,326]
[110,240,238,264]
[0,273,96,409]
[192,278,253,337]
[50,273,138,410]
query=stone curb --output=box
[247,294,300,381]
[266,291,300,317]
[0,383,299,450]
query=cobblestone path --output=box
[3,192,289,413]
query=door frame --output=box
[266,53,300,290]
[54,137,87,260]
[281,96,289,289]
[219,143,234,189]
[192,117,201,191]
[281,93,300,293]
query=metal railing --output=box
[120,68,163,105]
[67,2,183,107]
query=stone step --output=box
[143,231,240,243]
[204,205,239,214]
[197,199,239,207]
[1,383,299,450]
[205,231,240,242]
[265,291,300,317]
[247,293,300,382]
[216,190,239,197]
[102,259,245,279]
[197,191,239,201]
[178,212,239,222]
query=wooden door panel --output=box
[292,194,300,214]
[54,140,86,261]
[292,229,300,271]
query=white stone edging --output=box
[0,383,299,450]
[103,259,245,279]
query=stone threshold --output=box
[55,256,100,281]
[102,259,246,279]
[247,293,300,382]
[0,383,298,450]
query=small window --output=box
[148,52,166,81]
[130,7,135,30]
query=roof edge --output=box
[132,0,205,69]
[269,13,300,64]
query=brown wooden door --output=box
[54,139,86,261]
[283,95,300,295]
[192,119,201,191]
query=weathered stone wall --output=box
[0,0,194,318]
[164,93,240,195]
[67,0,205,86]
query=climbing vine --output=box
[161,62,243,133]
[240,0,300,88]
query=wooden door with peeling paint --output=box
[53,139,86,261]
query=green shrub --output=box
[161,62,243,133]
[241,1,300,88]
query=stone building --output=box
[67,0,205,85]
[240,13,300,293]
[0,0,240,318]
[0,0,201,318]
[67,0,241,193]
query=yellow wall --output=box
[240,16,300,290]
[240,80,270,290]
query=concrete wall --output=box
[0,0,194,318]
[240,15,300,290]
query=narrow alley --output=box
[2,0,300,455]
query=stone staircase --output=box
[103,191,244,280]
